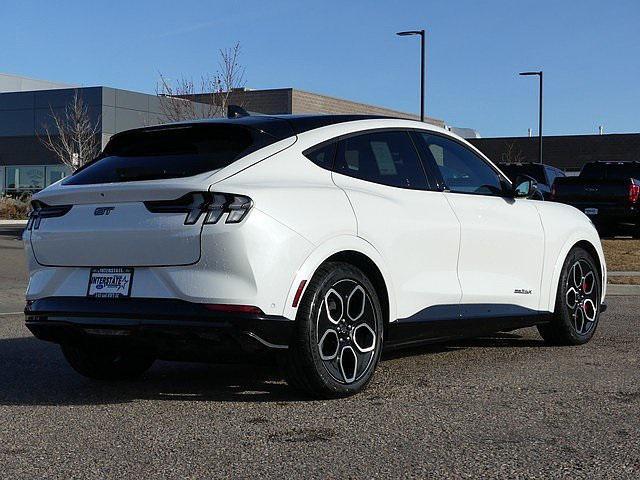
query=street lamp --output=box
[519,70,543,164]
[397,29,426,122]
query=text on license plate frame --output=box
[584,208,598,216]
[87,267,134,298]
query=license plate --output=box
[87,267,133,298]
[584,208,599,216]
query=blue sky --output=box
[2,0,639,137]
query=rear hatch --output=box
[553,161,640,209]
[29,120,295,267]
[553,177,633,206]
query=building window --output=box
[5,166,45,193]
[45,165,71,186]
[2,165,71,195]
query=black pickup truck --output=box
[552,161,640,237]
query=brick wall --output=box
[291,89,444,127]
[191,89,292,115]
[470,134,640,171]
[191,88,445,127]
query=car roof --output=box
[498,162,543,167]
[108,114,413,144]
[174,114,405,134]
[593,160,640,164]
[498,162,563,171]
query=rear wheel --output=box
[538,247,601,345]
[285,262,383,398]
[62,343,155,380]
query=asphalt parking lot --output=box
[1,227,638,478]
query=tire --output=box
[538,247,602,345]
[62,342,155,380]
[285,262,384,398]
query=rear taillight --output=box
[27,201,72,230]
[144,192,252,225]
[550,183,557,201]
[629,183,640,204]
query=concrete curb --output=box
[0,219,27,226]
[606,284,640,296]
[608,271,640,277]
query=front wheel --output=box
[538,247,602,345]
[285,262,384,398]
[62,343,155,380]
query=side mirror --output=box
[512,175,539,198]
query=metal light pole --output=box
[519,70,543,164]
[397,29,426,122]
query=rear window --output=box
[65,123,283,185]
[580,162,640,181]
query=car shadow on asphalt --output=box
[0,336,305,406]
[0,331,547,406]
[382,331,548,361]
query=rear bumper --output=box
[25,297,293,359]
[23,208,315,319]
[567,204,640,226]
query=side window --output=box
[304,142,337,170]
[545,166,563,184]
[544,166,554,185]
[416,133,504,196]
[334,131,429,189]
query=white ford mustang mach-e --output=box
[23,115,607,397]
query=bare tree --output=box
[500,141,525,164]
[215,42,246,113]
[39,90,101,171]
[157,42,246,122]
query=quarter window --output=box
[334,131,429,189]
[304,142,337,170]
[416,133,504,196]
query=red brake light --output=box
[204,304,264,315]
[629,183,640,204]
[550,183,557,200]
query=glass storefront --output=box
[46,165,70,186]
[1,165,71,196]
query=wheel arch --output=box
[546,236,606,312]
[322,250,390,338]
[282,236,396,324]
[574,240,603,283]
